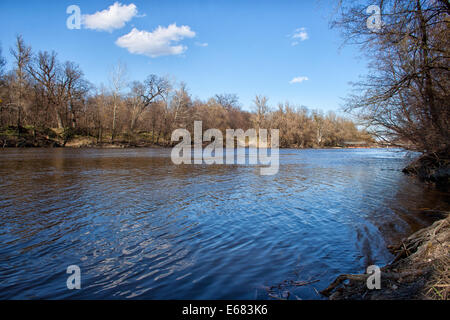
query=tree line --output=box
[0,35,372,148]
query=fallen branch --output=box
[320,269,430,297]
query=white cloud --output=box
[195,42,209,47]
[291,27,309,45]
[116,24,196,58]
[83,2,138,32]
[290,76,309,84]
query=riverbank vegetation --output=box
[0,37,373,149]
[333,0,449,187]
[322,0,449,300]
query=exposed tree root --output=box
[323,216,450,300]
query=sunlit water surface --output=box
[0,148,448,299]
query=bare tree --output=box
[171,82,191,129]
[215,93,240,110]
[312,110,324,146]
[253,95,269,130]
[109,61,128,142]
[0,46,6,128]
[127,75,170,133]
[127,81,145,132]
[333,0,449,155]
[9,35,31,128]
[0,46,6,77]
[63,61,89,129]
[142,75,171,109]
[27,50,67,129]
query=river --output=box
[0,148,448,299]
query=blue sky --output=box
[0,0,368,112]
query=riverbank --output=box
[322,213,449,300]
[0,127,167,149]
[403,151,450,192]
[322,151,449,300]
[0,126,381,150]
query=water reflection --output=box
[0,148,448,299]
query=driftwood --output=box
[320,269,430,297]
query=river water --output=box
[0,148,448,299]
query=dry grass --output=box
[399,216,449,300]
[425,255,450,300]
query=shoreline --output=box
[0,127,380,150]
[0,144,389,150]
[321,152,449,300]
[0,137,387,150]
[321,214,449,300]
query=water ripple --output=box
[0,148,448,299]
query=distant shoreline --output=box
[1,126,379,150]
[0,143,388,150]
[0,133,384,150]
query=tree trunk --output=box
[56,111,63,129]
[112,100,117,143]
